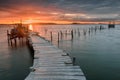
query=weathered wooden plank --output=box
[34,68,82,72]
[31,71,84,76]
[35,50,63,53]
[25,74,86,80]
[30,66,80,69]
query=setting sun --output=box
[29,24,33,31]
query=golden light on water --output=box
[29,24,33,31]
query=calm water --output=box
[33,24,120,80]
[0,26,32,80]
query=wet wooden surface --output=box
[25,32,86,80]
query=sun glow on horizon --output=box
[0,1,120,25]
[29,24,33,31]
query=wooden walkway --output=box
[25,32,86,80]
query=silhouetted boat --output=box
[7,23,29,45]
[108,22,115,28]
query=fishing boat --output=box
[108,21,115,28]
[7,23,29,45]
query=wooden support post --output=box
[7,30,10,44]
[50,32,53,42]
[65,30,67,37]
[72,57,76,66]
[7,30,11,46]
[83,30,86,36]
[100,25,102,30]
[71,29,73,40]
[88,28,90,35]
[95,26,97,32]
[58,32,59,46]
[14,38,17,46]
[10,39,13,46]
[78,29,80,37]
[7,30,9,35]
[60,31,63,40]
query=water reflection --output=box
[0,26,32,80]
[33,24,120,80]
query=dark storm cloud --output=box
[1,0,119,12]
[0,0,120,21]
[54,0,120,14]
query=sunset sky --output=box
[0,0,120,24]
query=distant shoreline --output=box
[0,23,116,25]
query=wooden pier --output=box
[25,32,86,80]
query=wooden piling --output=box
[88,28,90,34]
[58,32,59,46]
[7,30,10,44]
[83,30,86,36]
[60,31,63,40]
[78,29,80,37]
[50,32,53,42]
[72,57,76,66]
[71,29,73,40]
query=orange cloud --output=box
[0,3,119,24]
